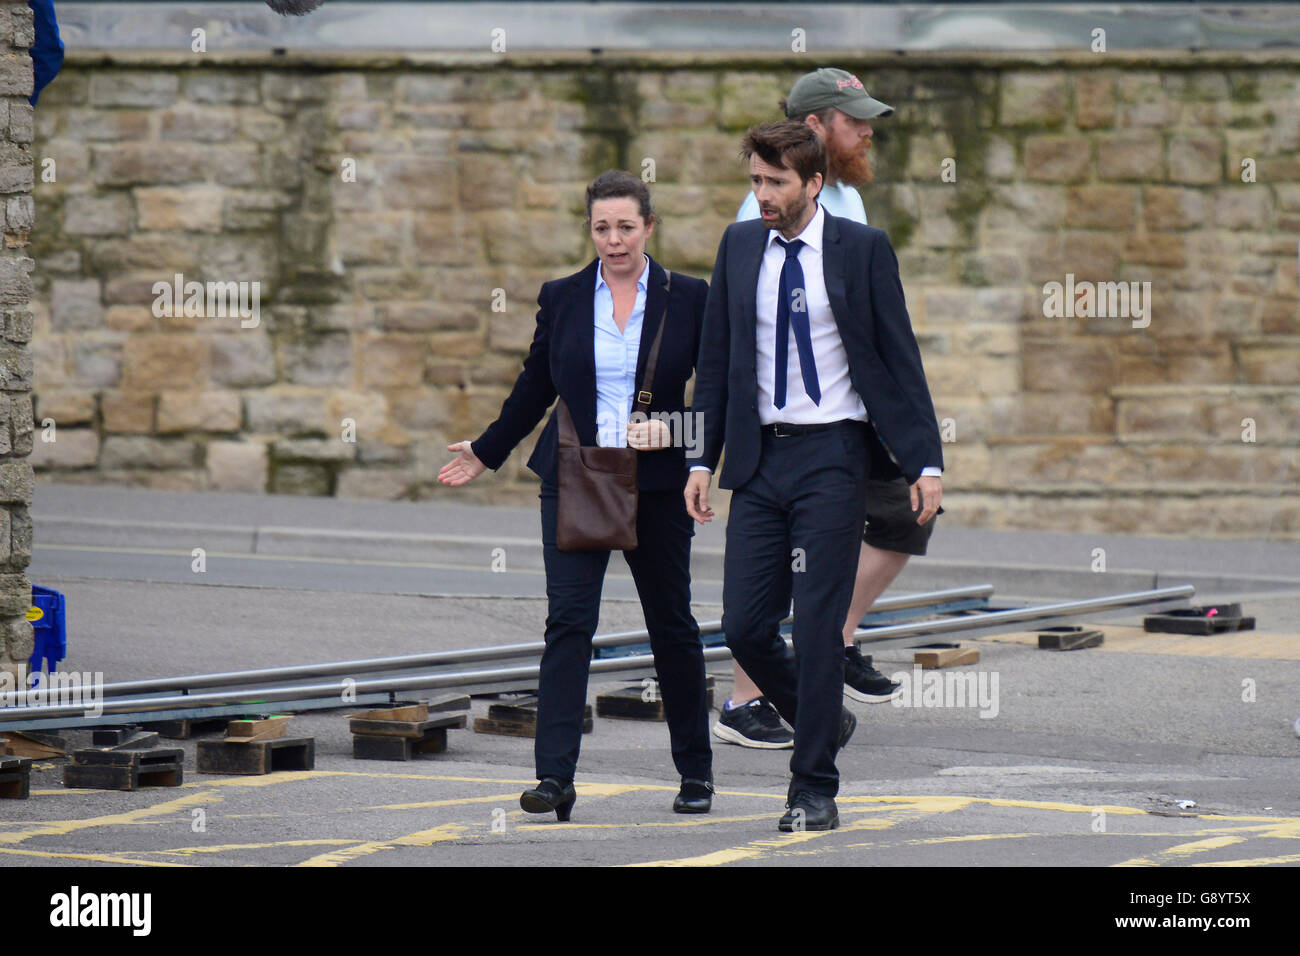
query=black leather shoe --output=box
[837,706,857,752]
[520,777,576,822]
[673,778,714,814]
[779,790,839,831]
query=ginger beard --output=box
[827,130,873,187]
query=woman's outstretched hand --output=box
[438,441,487,486]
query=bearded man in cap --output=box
[714,68,945,751]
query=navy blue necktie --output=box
[773,237,820,409]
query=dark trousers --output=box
[721,421,870,798]
[535,479,712,784]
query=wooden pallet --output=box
[63,748,185,791]
[1144,605,1256,635]
[473,698,593,738]
[196,737,315,775]
[352,716,469,760]
[0,755,33,799]
[595,676,716,721]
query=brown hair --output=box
[740,120,827,188]
[779,97,836,128]
[584,170,655,226]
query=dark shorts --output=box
[862,424,940,557]
[863,477,936,556]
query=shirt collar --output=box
[595,253,651,293]
[765,200,824,255]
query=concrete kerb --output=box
[32,514,1300,600]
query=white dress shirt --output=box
[592,253,649,447]
[756,201,867,426]
[693,202,941,478]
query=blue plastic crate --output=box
[27,584,67,685]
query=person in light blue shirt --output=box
[716,68,944,749]
[440,171,716,819]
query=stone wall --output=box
[26,51,1300,538]
[1,0,35,680]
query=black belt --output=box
[762,419,861,438]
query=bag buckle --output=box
[637,390,652,406]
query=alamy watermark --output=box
[890,666,1000,719]
[1042,273,1150,329]
[0,667,105,717]
[152,272,261,328]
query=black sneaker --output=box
[712,697,794,749]
[843,646,902,703]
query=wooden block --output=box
[426,693,471,713]
[196,737,315,775]
[64,749,184,791]
[353,728,449,761]
[224,716,292,742]
[914,646,980,669]
[142,717,232,740]
[348,702,428,723]
[1144,608,1256,635]
[0,755,32,799]
[91,729,160,750]
[597,685,666,721]
[1037,627,1105,651]
[473,713,593,738]
[486,698,542,722]
[348,713,466,739]
[2,731,67,758]
[595,676,716,721]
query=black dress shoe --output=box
[673,778,714,814]
[520,777,576,822]
[779,790,838,831]
[837,706,858,752]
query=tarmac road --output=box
[3,483,1299,868]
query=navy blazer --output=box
[471,256,709,492]
[689,213,944,488]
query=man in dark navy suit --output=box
[685,122,943,831]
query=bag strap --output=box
[633,271,670,417]
[556,396,579,449]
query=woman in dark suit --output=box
[438,171,713,820]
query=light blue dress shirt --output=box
[592,254,650,447]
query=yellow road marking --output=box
[0,846,190,866]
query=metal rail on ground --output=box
[0,585,1193,731]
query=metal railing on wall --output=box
[53,3,1300,53]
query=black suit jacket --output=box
[471,256,709,492]
[689,213,943,488]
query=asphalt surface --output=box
[2,482,1298,868]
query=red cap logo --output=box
[836,75,865,91]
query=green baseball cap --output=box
[786,67,894,120]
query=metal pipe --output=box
[0,647,734,723]
[0,585,1190,725]
[88,585,996,699]
[851,584,1194,647]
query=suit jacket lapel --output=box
[739,226,766,353]
[820,213,854,338]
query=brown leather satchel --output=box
[555,272,671,552]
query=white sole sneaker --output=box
[843,683,903,704]
[711,722,794,750]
